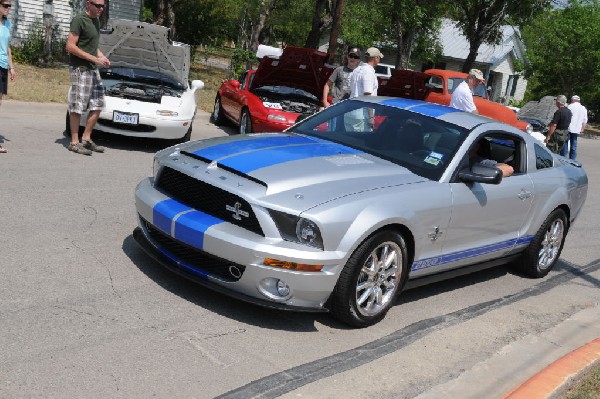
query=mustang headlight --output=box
[269,210,324,249]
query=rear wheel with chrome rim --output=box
[513,208,568,278]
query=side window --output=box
[470,133,526,174]
[426,76,443,93]
[238,71,248,89]
[535,144,554,169]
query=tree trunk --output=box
[155,0,176,38]
[99,0,109,28]
[250,0,277,52]
[305,0,328,49]
[327,0,344,62]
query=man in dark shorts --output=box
[65,0,110,155]
[545,95,572,154]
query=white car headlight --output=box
[156,110,179,117]
[269,210,324,249]
[526,123,533,134]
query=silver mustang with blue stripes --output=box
[134,97,588,327]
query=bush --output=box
[12,20,68,66]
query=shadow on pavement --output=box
[122,234,338,332]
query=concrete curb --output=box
[502,338,600,399]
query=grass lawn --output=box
[7,53,229,115]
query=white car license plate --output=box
[113,111,139,125]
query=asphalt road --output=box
[1,101,599,399]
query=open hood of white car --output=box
[99,20,190,88]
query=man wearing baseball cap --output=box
[449,68,485,113]
[347,47,384,130]
[322,46,361,108]
[560,95,588,159]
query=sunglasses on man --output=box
[88,1,105,9]
[348,54,360,60]
[1,4,11,8]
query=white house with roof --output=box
[425,19,528,104]
[7,0,142,44]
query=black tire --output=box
[211,96,225,125]
[239,108,252,135]
[181,124,192,142]
[330,230,409,327]
[512,208,568,278]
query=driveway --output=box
[1,101,599,398]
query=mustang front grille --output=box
[155,167,264,236]
[141,217,246,282]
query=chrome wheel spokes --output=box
[538,218,564,270]
[356,242,402,317]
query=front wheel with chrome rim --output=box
[513,208,568,278]
[330,230,408,327]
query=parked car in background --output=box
[518,116,547,143]
[379,69,533,135]
[374,63,396,78]
[66,20,204,142]
[133,97,587,327]
[212,46,334,134]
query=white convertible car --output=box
[67,20,204,141]
[133,97,588,327]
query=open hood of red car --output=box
[251,46,334,99]
[378,69,430,100]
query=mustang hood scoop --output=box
[181,134,425,200]
[99,20,190,88]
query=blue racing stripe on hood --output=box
[173,210,222,250]
[192,135,322,161]
[153,199,191,235]
[220,142,363,173]
[380,98,462,117]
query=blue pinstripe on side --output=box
[412,235,534,271]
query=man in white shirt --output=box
[347,47,384,130]
[449,69,485,113]
[560,95,588,160]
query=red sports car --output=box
[212,46,334,134]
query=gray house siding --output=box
[8,0,141,44]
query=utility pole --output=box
[43,0,54,63]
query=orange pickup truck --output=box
[378,69,532,134]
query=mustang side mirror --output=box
[459,164,503,185]
[231,80,241,90]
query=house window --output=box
[509,75,519,97]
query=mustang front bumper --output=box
[134,178,346,311]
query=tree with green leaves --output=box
[448,0,550,72]
[340,0,443,69]
[521,0,600,119]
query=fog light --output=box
[258,277,293,301]
[277,280,290,296]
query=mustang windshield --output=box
[291,100,469,180]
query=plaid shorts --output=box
[67,66,105,113]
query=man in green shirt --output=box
[65,0,109,155]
